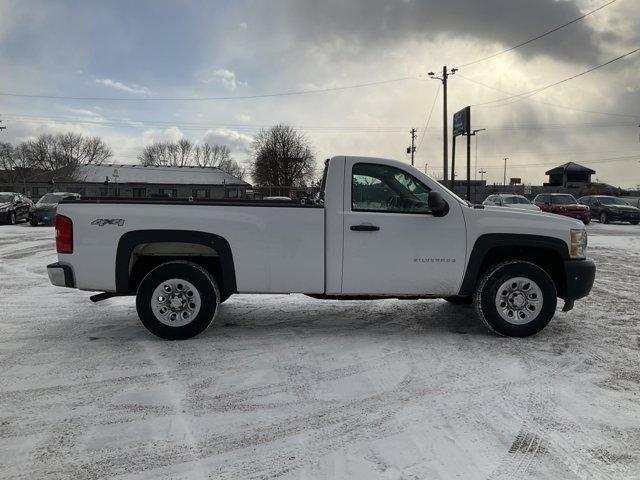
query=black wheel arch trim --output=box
[458,233,569,297]
[115,230,237,296]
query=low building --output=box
[1,163,251,200]
[544,162,595,188]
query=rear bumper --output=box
[47,262,75,288]
[563,259,595,301]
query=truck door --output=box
[341,159,466,295]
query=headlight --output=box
[0,205,10,212]
[570,228,588,259]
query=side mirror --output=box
[428,191,449,217]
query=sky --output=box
[0,0,639,187]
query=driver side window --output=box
[351,163,432,214]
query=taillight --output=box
[55,214,73,254]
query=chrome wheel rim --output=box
[494,277,543,325]
[10,212,15,224]
[151,278,201,327]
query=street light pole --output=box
[503,158,508,189]
[428,67,457,185]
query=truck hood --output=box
[478,205,583,227]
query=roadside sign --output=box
[453,106,471,137]
[510,178,521,185]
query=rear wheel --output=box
[631,221,639,225]
[475,261,557,337]
[599,212,609,224]
[29,218,38,226]
[136,261,220,340]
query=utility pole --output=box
[429,67,457,185]
[478,169,487,181]
[407,128,417,166]
[503,158,508,188]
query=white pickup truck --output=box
[48,156,595,339]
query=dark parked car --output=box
[578,195,640,225]
[0,192,33,225]
[29,192,80,226]
[533,193,591,224]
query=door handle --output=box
[350,224,380,231]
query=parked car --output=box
[578,195,640,225]
[533,193,591,224]
[0,192,33,225]
[29,192,80,226]
[48,155,595,340]
[483,194,540,211]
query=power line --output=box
[457,73,640,119]
[416,84,441,152]
[0,76,421,102]
[471,47,640,107]
[455,0,619,68]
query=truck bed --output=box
[57,199,325,294]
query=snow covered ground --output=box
[0,222,639,479]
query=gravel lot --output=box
[0,222,639,479]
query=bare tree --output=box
[138,139,245,178]
[250,124,315,187]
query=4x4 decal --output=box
[91,219,125,226]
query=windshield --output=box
[38,193,66,204]
[550,194,577,205]
[599,197,628,205]
[0,194,15,203]
[503,196,530,205]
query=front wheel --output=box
[9,211,16,225]
[630,221,639,225]
[136,261,220,340]
[474,261,557,337]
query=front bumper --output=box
[47,262,75,288]
[559,211,591,222]
[563,259,596,301]
[30,211,56,225]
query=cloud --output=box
[235,113,252,122]
[142,127,184,145]
[94,78,152,95]
[201,69,246,91]
[202,128,253,152]
[245,0,604,65]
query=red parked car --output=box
[533,193,591,224]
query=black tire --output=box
[136,261,220,340]
[599,212,609,224]
[443,296,473,305]
[29,219,38,226]
[630,221,639,225]
[474,260,557,337]
[9,211,16,225]
[583,219,590,225]
[219,293,231,304]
